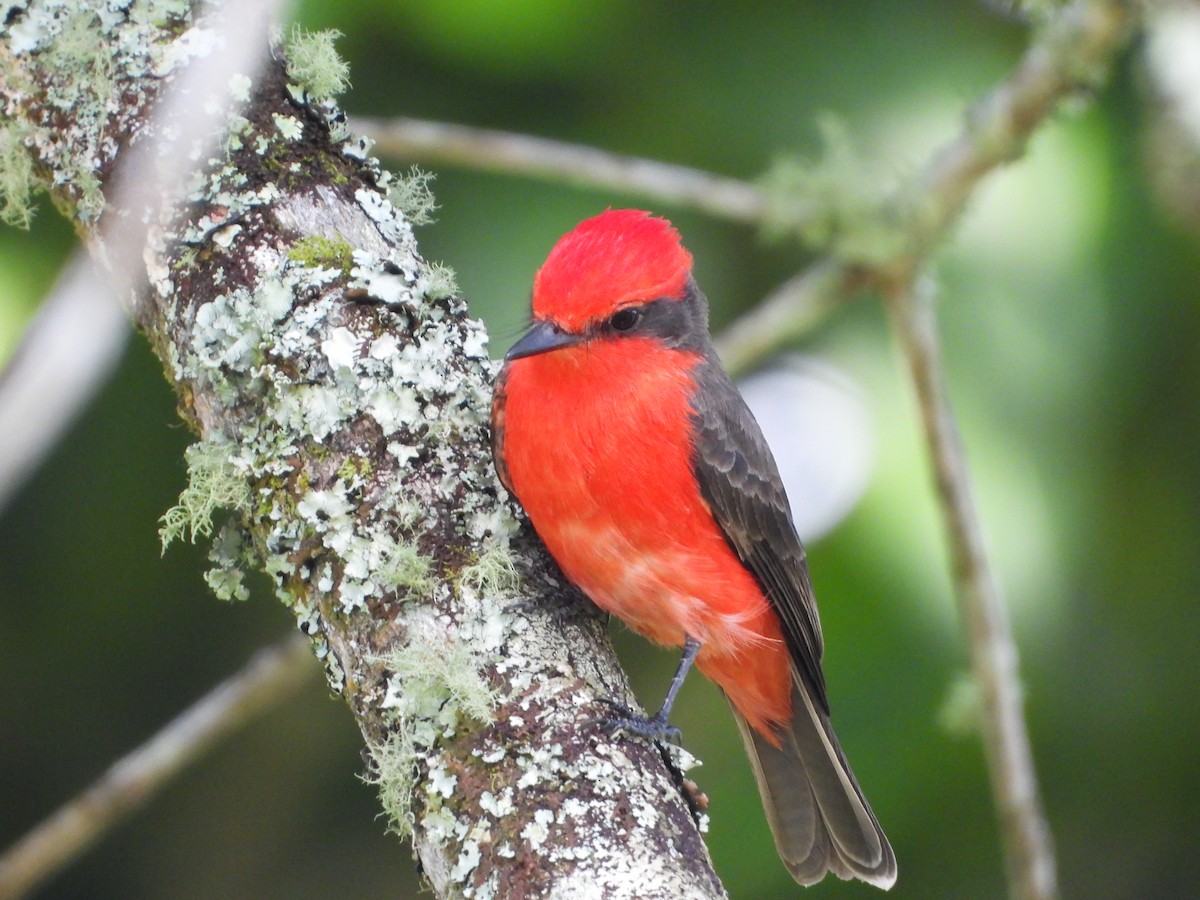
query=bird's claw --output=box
[594,698,683,745]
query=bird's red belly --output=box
[498,340,793,735]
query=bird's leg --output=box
[655,635,701,723]
[599,636,702,744]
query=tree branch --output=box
[0,3,724,898]
[355,115,768,224]
[0,250,129,512]
[359,4,1134,379]
[0,637,314,900]
[884,275,1057,900]
[870,7,1133,898]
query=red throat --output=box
[532,209,693,330]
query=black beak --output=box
[505,320,584,361]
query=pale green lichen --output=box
[368,725,424,838]
[284,26,350,101]
[45,11,119,106]
[0,125,36,228]
[376,537,437,599]
[65,162,105,223]
[421,261,459,302]
[760,114,905,265]
[336,454,372,485]
[459,544,522,597]
[28,6,128,223]
[129,0,193,27]
[383,638,496,729]
[272,112,303,141]
[204,520,257,602]
[204,562,250,602]
[159,440,252,551]
[288,234,355,275]
[387,166,439,227]
[370,638,497,837]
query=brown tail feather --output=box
[730,666,896,889]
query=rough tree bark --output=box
[0,2,725,897]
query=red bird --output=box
[491,209,895,888]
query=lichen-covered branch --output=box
[0,3,724,898]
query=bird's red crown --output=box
[532,209,693,332]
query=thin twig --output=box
[872,7,1132,897]
[720,0,1134,373]
[0,0,291,512]
[0,636,314,900]
[0,5,296,891]
[884,275,1056,900]
[355,113,857,373]
[908,0,1133,252]
[714,259,861,376]
[354,115,769,224]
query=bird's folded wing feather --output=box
[689,356,829,713]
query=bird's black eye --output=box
[609,307,641,332]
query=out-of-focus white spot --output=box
[1147,6,1200,147]
[738,355,874,543]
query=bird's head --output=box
[506,209,710,362]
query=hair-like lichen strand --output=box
[159,440,253,552]
[283,25,350,101]
[368,637,498,839]
[0,125,36,227]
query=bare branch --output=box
[868,7,1134,898]
[356,114,768,223]
[358,4,1133,382]
[714,259,860,376]
[908,0,1133,252]
[884,275,1057,900]
[0,637,314,900]
[0,0,285,512]
[719,1,1134,376]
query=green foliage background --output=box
[2,2,1198,897]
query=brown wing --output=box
[689,355,829,713]
[490,364,515,494]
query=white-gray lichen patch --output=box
[369,625,499,840]
[0,0,229,225]
[406,657,712,899]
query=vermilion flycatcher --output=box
[491,209,896,888]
